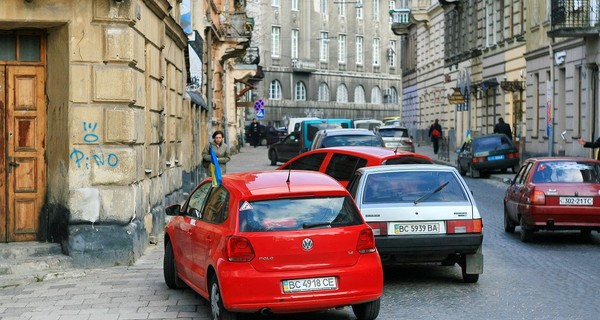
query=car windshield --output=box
[322,135,382,147]
[531,161,600,183]
[362,171,468,204]
[378,128,408,138]
[238,196,363,232]
[472,135,513,153]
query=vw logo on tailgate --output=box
[301,238,314,251]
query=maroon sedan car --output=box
[503,157,600,242]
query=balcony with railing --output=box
[390,8,412,36]
[549,0,600,37]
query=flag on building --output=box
[209,144,222,187]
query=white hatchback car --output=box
[346,164,484,283]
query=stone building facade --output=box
[0,0,202,267]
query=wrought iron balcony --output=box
[390,8,411,36]
[549,0,600,37]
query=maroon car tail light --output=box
[446,219,482,234]
[506,152,519,159]
[367,222,387,237]
[356,228,377,253]
[227,236,255,262]
[402,140,414,147]
[531,189,546,205]
[472,156,486,164]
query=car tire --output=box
[269,149,278,166]
[461,266,480,283]
[519,217,534,242]
[469,165,480,178]
[503,206,515,233]
[512,164,519,173]
[210,274,238,320]
[163,241,186,289]
[352,298,380,320]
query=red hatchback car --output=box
[503,157,600,242]
[278,146,433,187]
[163,170,383,320]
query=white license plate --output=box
[559,197,593,205]
[392,222,442,235]
[282,276,337,293]
[488,155,505,161]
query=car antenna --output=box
[394,139,401,154]
[286,162,292,184]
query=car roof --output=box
[316,128,375,135]
[471,133,509,140]
[526,157,600,163]
[356,164,456,174]
[279,146,432,166]
[222,170,348,198]
[378,125,408,130]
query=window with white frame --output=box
[320,32,329,61]
[270,80,282,100]
[373,38,380,66]
[356,36,364,65]
[291,29,299,60]
[272,0,280,7]
[389,0,396,24]
[387,87,398,104]
[354,85,366,103]
[356,0,363,19]
[371,86,382,104]
[320,0,328,14]
[338,3,346,16]
[292,0,298,11]
[389,40,396,67]
[338,34,346,64]
[295,81,307,101]
[318,82,330,101]
[336,84,349,103]
[373,0,380,21]
[272,26,281,58]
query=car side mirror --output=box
[455,147,462,153]
[165,204,182,216]
[502,178,513,185]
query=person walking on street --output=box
[249,118,261,147]
[429,119,443,154]
[494,117,513,140]
[265,121,277,146]
[577,137,600,160]
[202,130,231,175]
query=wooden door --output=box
[4,66,46,242]
[0,66,6,242]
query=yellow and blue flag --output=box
[209,144,222,186]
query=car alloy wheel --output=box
[210,274,237,320]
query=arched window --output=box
[336,84,348,103]
[318,82,330,101]
[295,81,307,101]
[386,87,398,104]
[371,86,382,104]
[354,85,366,103]
[269,80,282,100]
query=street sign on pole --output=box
[256,108,265,119]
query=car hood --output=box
[246,228,364,272]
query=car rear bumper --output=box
[524,209,600,230]
[217,254,384,314]
[375,233,483,257]
[472,158,519,171]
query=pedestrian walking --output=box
[577,137,600,160]
[428,119,443,154]
[494,117,513,140]
[202,130,231,174]
[249,118,261,147]
[265,121,277,146]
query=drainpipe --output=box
[207,31,214,134]
[548,39,555,156]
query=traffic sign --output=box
[256,108,265,118]
[254,99,265,111]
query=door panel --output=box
[6,66,46,242]
[0,67,6,242]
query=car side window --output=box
[325,154,368,181]
[202,186,229,224]
[287,153,327,171]
[347,173,361,196]
[515,162,532,184]
[186,182,212,219]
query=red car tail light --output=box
[356,228,377,254]
[531,189,546,205]
[367,222,387,236]
[472,157,486,164]
[446,219,483,234]
[227,236,255,262]
[402,140,414,146]
[506,152,519,159]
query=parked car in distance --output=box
[268,131,302,165]
[310,128,385,151]
[377,125,415,152]
[503,157,600,242]
[285,117,320,135]
[346,164,484,283]
[300,119,354,151]
[355,119,383,131]
[245,124,286,146]
[278,146,433,187]
[163,170,383,320]
[456,133,519,178]
[382,116,401,126]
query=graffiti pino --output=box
[70,121,119,170]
